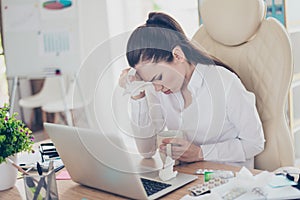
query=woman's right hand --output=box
[119,68,146,99]
[118,68,131,89]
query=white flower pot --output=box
[0,155,18,191]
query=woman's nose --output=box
[153,83,163,91]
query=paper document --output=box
[181,167,300,200]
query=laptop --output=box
[44,123,197,200]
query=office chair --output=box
[19,76,69,126]
[192,0,294,171]
[41,77,77,126]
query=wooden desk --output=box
[0,161,259,200]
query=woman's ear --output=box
[172,46,186,62]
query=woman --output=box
[119,12,265,168]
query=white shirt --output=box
[130,64,265,168]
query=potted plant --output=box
[0,104,34,191]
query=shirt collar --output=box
[187,63,207,93]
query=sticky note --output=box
[269,175,297,188]
[56,170,71,180]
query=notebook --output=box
[44,123,197,200]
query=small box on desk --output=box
[39,143,59,162]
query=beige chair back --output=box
[192,0,294,170]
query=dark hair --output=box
[126,12,235,74]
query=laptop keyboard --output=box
[141,178,172,196]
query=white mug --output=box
[157,130,185,166]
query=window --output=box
[106,0,199,38]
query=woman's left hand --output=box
[159,138,204,162]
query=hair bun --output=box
[145,12,186,36]
[146,12,172,29]
[146,18,155,25]
[146,12,160,25]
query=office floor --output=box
[31,112,65,143]
[33,129,49,142]
[28,106,76,141]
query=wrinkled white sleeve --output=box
[201,78,265,163]
[130,87,165,158]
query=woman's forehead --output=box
[136,61,169,71]
[135,62,172,81]
[136,63,158,81]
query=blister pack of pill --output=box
[222,187,247,200]
[188,178,228,196]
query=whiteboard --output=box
[1,0,81,77]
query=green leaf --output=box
[0,104,34,164]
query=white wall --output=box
[5,0,200,127]
[0,57,9,107]
[286,0,300,32]
[106,0,199,39]
[290,31,300,161]
[7,78,32,122]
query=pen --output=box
[7,158,40,188]
[48,160,54,172]
[7,158,29,175]
[46,160,55,199]
[30,162,56,199]
[36,162,43,176]
[54,164,65,173]
[33,178,44,200]
[25,167,33,174]
[33,162,45,200]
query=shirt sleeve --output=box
[130,88,165,158]
[201,77,265,162]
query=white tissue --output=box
[159,144,178,181]
[159,156,178,181]
[123,68,152,96]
